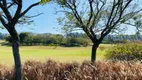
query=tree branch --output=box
[100,0,132,41]
[90,0,105,29]
[3,0,6,7]
[13,0,22,20]
[0,15,7,27]
[7,2,15,8]
[86,0,93,27]
[0,2,12,21]
[20,2,39,17]
[23,13,43,18]
[66,1,85,28]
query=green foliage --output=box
[102,39,128,44]
[4,32,90,47]
[0,26,4,29]
[40,0,50,4]
[19,32,32,43]
[120,19,126,23]
[65,37,80,47]
[78,38,90,47]
[0,32,5,40]
[56,0,67,6]
[4,36,12,43]
[105,42,142,61]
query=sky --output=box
[0,0,63,34]
[0,0,141,34]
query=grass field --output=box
[0,40,112,66]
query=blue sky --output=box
[0,0,63,34]
[0,0,140,34]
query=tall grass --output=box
[0,60,142,80]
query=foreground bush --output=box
[105,42,142,61]
[0,60,142,80]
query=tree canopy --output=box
[54,0,142,62]
[0,0,50,80]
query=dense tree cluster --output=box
[5,32,142,46]
[5,32,90,47]
[103,35,142,44]
[0,32,7,40]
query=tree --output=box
[133,15,142,39]
[55,0,142,62]
[123,13,142,39]
[0,32,4,39]
[19,32,31,43]
[0,0,49,79]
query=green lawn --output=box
[0,40,112,66]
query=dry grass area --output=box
[0,60,142,80]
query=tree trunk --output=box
[8,29,22,80]
[91,43,99,62]
[12,39,21,80]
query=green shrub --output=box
[105,42,142,61]
[4,35,12,43]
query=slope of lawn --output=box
[0,40,112,66]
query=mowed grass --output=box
[0,40,112,66]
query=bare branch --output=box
[86,0,93,27]
[0,15,7,27]
[0,2,12,21]
[66,1,85,28]
[3,0,6,7]
[90,0,105,29]
[20,2,39,17]
[13,0,22,20]
[123,22,135,26]
[7,2,15,8]
[100,0,133,41]
[24,13,43,18]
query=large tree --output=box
[0,0,49,80]
[55,0,142,62]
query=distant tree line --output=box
[103,35,142,44]
[0,32,7,40]
[4,32,90,47]
[3,32,142,46]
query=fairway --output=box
[0,41,111,66]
